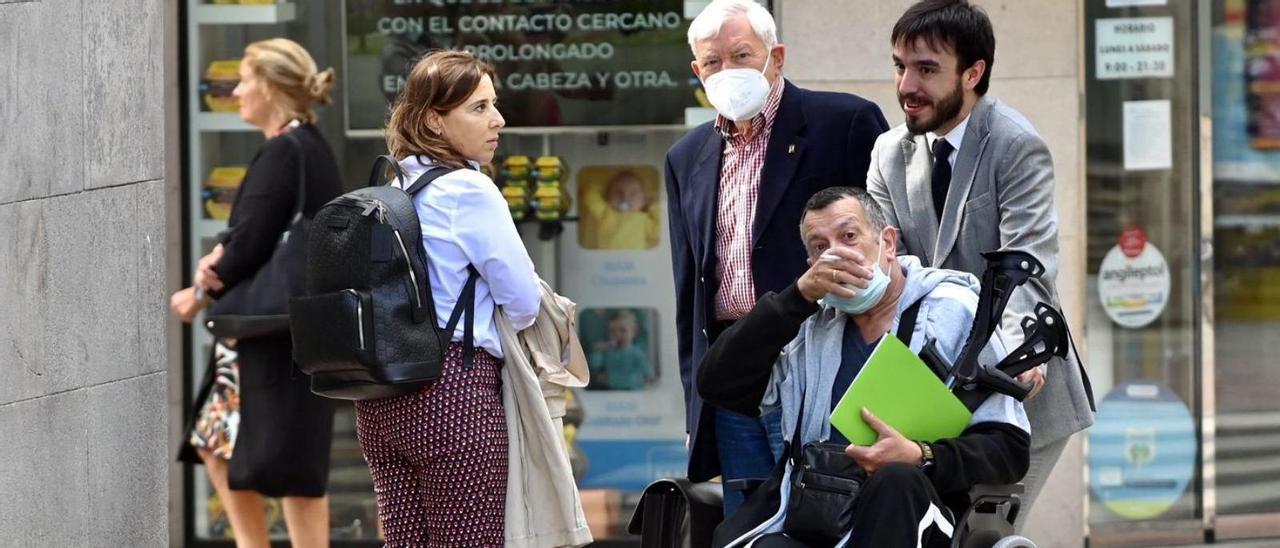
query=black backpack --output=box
[289,155,478,400]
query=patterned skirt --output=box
[188,342,242,460]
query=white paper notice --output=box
[1096,17,1174,79]
[1123,100,1172,171]
[1106,0,1166,6]
[684,1,710,18]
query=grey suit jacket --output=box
[866,96,1094,448]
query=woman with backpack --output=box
[354,50,541,546]
[169,38,340,548]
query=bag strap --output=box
[896,297,925,346]
[282,130,309,227]
[442,265,480,369]
[1062,318,1097,411]
[789,385,807,459]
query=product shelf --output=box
[192,3,296,25]
[197,219,228,240]
[197,112,256,132]
[1215,214,1280,230]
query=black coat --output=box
[179,123,343,497]
[665,81,889,481]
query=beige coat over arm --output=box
[497,277,593,548]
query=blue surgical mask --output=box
[821,236,890,315]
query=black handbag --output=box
[783,441,867,546]
[781,298,925,545]
[204,131,309,339]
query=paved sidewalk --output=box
[1161,541,1280,547]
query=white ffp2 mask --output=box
[702,53,773,122]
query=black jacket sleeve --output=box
[665,153,697,426]
[211,138,301,297]
[927,422,1030,496]
[698,283,818,416]
[844,101,889,188]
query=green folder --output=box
[829,334,972,446]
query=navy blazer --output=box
[666,80,888,481]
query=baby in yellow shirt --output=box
[587,309,654,390]
[582,170,661,250]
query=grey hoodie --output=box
[760,254,1030,448]
[721,254,1029,545]
[722,255,1030,547]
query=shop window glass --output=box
[1211,0,1280,518]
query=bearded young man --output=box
[864,0,1095,529]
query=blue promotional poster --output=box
[1088,382,1196,520]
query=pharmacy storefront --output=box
[179,1,1280,546]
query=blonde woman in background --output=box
[170,38,342,548]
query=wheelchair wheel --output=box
[990,535,1037,548]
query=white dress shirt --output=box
[926,113,970,166]
[398,156,541,359]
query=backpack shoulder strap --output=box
[896,297,925,346]
[442,265,481,368]
[367,154,408,188]
[403,166,457,196]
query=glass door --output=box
[1084,0,1206,544]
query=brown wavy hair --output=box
[243,38,334,124]
[386,50,497,168]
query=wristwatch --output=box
[916,441,935,472]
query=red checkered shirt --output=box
[713,81,785,321]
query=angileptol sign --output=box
[1098,227,1170,328]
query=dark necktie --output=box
[931,138,954,222]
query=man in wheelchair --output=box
[697,187,1030,547]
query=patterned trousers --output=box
[355,343,508,547]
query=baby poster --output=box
[576,166,662,251]
[579,307,660,391]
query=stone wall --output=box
[0,0,170,545]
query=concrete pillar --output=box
[0,0,171,545]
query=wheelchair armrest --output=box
[969,483,1024,501]
[724,477,766,496]
[951,483,1027,548]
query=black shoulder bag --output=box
[781,299,924,546]
[204,132,310,339]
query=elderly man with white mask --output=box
[665,0,889,516]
